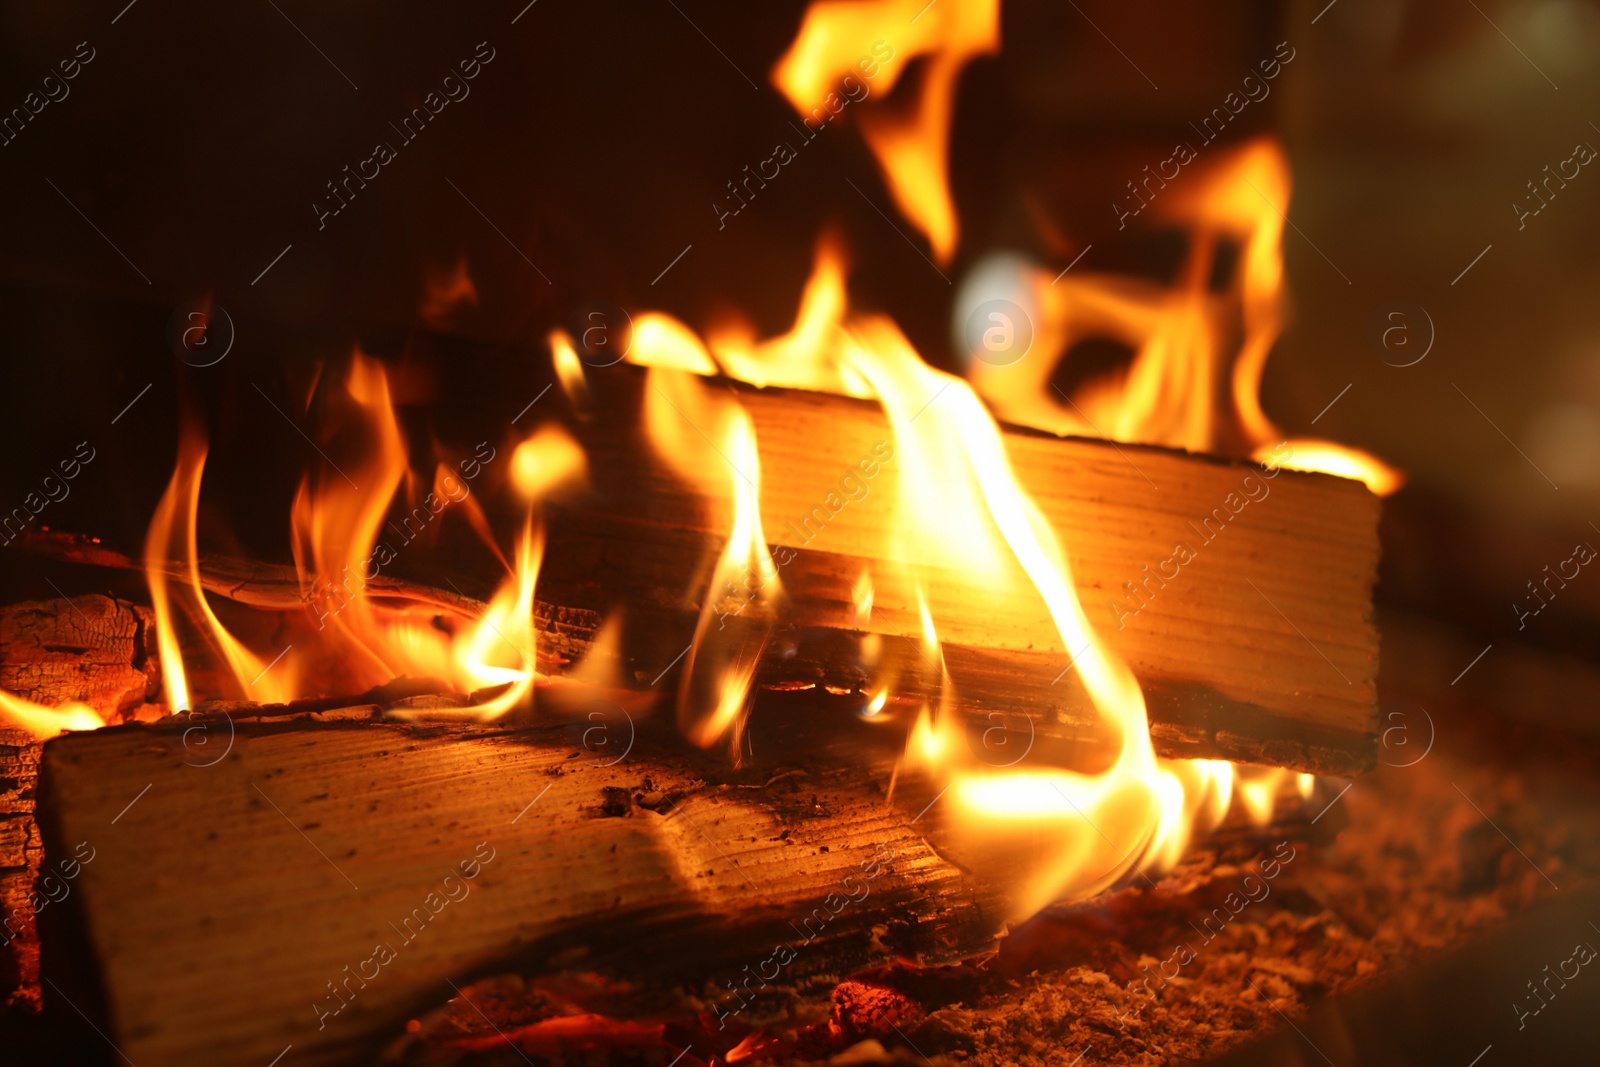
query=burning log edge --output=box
[32,509,1378,781]
[0,595,156,1017]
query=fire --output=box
[145,421,296,709]
[0,690,102,739]
[604,184,1371,908]
[965,138,1403,496]
[707,235,874,398]
[772,0,999,263]
[510,424,587,503]
[837,318,1244,910]
[603,238,1293,908]
[634,354,783,755]
[289,352,418,691]
[123,351,556,723]
[549,328,591,413]
[419,257,478,330]
[1,0,1392,925]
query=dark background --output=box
[1,0,1598,654]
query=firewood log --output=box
[535,367,1380,773]
[0,595,156,719]
[0,595,156,1015]
[35,708,1007,1067]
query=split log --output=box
[540,366,1382,773]
[0,595,156,1016]
[35,708,1011,1067]
[0,595,157,719]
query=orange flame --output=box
[772,0,998,263]
[420,257,478,330]
[633,356,782,754]
[0,690,102,739]
[967,139,1401,495]
[124,353,557,723]
[145,422,296,709]
[33,3,1383,925]
[290,353,417,690]
[549,329,591,413]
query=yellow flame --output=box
[852,568,875,628]
[291,352,419,690]
[772,0,998,263]
[621,224,1338,911]
[709,236,875,397]
[1258,439,1405,496]
[0,689,102,739]
[144,445,193,713]
[144,423,293,709]
[968,138,1402,496]
[549,329,591,413]
[510,424,587,502]
[629,313,719,375]
[433,518,544,719]
[678,405,781,752]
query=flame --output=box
[966,139,1403,495]
[772,0,999,263]
[290,353,418,690]
[549,329,591,412]
[145,422,295,709]
[53,5,1387,927]
[630,314,718,375]
[708,235,874,397]
[420,257,478,330]
[1256,438,1404,496]
[632,355,782,753]
[285,354,559,717]
[124,352,557,724]
[612,240,1246,906]
[0,689,102,739]
[837,320,1240,909]
[609,210,1379,910]
[144,439,194,713]
[405,517,544,720]
[851,568,875,628]
[510,424,587,502]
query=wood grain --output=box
[36,711,1005,1067]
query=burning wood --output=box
[538,363,1380,775]
[35,709,1007,1067]
[34,684,1329,1067]
[0,595,154,1013]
